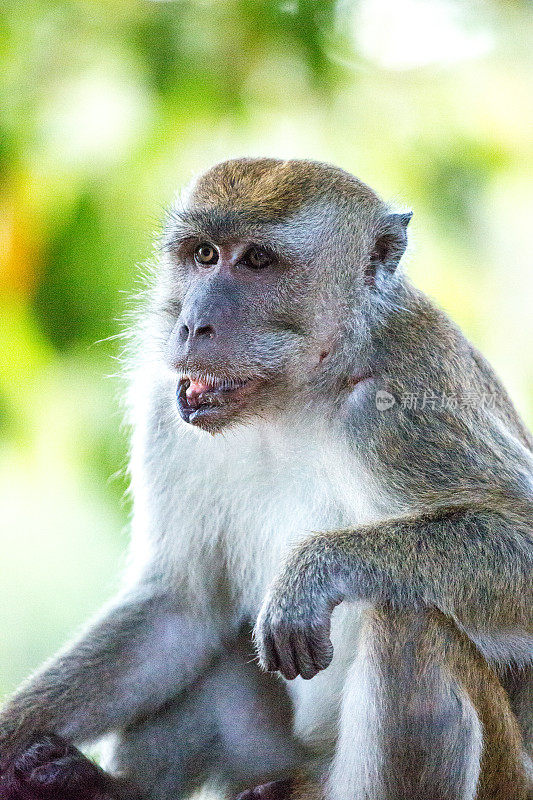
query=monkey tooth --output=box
[176,372,256,424]
[180,374,248,397]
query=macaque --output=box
[1,158,531,800]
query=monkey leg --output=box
[463,656,532,800]
[109,634,305,800]
[326,605,530,800]
[0,634,304,800]
[500,662,533,781]
[0,734,311,800]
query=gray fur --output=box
[0,158,531,800]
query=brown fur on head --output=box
[188,157,380,220]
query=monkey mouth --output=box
[176,374,263,427]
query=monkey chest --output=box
[220,442,382,619]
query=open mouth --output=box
[176,374,262,426]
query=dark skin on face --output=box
[174,239,278,427]
[168,231,326,432]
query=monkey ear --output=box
[367,211,412,284]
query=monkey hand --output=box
[254,545,343,680]
[0,733,116,800]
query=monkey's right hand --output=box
[0,733,116,800]
[254,548,342,680]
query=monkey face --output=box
[164,235,313,432]
[157,158,407,433]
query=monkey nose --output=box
[168,316,221,367]
[178,322,215,342]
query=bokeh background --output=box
[1,0,533,699]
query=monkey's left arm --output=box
[255,505,533,679]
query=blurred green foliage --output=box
[1,0,532,697]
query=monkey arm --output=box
[0,585,222,765]
[255,506,533,680]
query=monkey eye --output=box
[241,246,274,270]
[194,242,218,266]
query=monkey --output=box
[0,157,532,800]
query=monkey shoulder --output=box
[339,367,533,507]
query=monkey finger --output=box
[12,734,68,777]
[308,632,334,673]
[27,756,104,798]
[272,629,299,680]
[290,630,320,680]
[258,629,281,673]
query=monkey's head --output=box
[159,158,411,433]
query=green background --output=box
[1,0,532,698]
